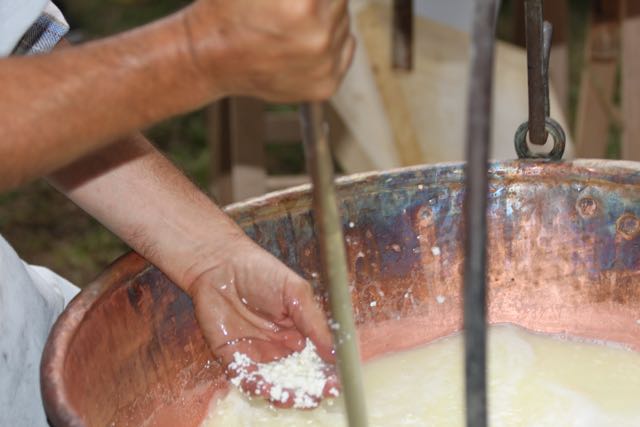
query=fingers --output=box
[329,5,355,80]
[235,373,322,409]
[217,337,297,383]
[225,349,338,409]
[192,282,278,363]
[305,0,353,100]
[322,367,341,398]
[285,277,336,363]
[226,357,290,405]
[328,0,349,27]
[331,12,351,58]
[336,34,356,78]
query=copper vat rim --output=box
[40,159,640,427]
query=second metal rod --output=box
[464,0,497,426]
[524,0,547,145]
[300,102,368,427]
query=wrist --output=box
[172,223,252,296]
[179,3,235,98]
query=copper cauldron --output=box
[41,160,640,427]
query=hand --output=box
[184,0,356,102]
[188,235,339,407]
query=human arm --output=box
[1,0,354,190]
[48,133,337,407]
[27,0,355,406]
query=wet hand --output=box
[226,341,341,408]
[188,236,339,407]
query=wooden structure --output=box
[206,99,308,205]
[575,1,622,159]
[333,1,574,171]
[208,1,575,205]
[622,0,640,160]
[574,0,640,160]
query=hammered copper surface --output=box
[42,160,640,427]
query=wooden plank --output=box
[330,20,399,171]
[206,99,233,205]
[546,0,570,115]
[326,103,376,173]
[206,97,267,204]
[229,98,267,202]
[348,2,574,163]
[264,111,300,143]
[512,0,526,47]
[357,5,423,166]
[575,1,620,158]
[622,0,640,160]
[392,0,414,70]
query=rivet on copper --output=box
[576,196,598,218]
[617,213,640,240]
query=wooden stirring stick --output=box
[299,103,368,427]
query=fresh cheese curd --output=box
[228,339,336,409]
[202,325,640,427]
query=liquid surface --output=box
[202,325,640,427]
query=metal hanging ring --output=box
[514,117,566,160]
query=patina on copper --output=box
[42,160,640,427]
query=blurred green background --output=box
[0,0,594,286]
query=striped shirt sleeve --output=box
[12,1,68,56]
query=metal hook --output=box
[542,21,552,119]
[514,0,566,160]
[524,0,548,145]
[515,117,566,160]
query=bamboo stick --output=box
[300,102,368,427]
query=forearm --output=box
[1,0,354,192]
[1,10,218,190]
[48,133,244,292]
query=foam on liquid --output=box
[202,325,640,427]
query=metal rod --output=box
[524,0,547,145]
[542,21,553,119]
[300,103,369,427]
[392,0,414,70]
[464,0,497,426]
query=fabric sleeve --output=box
[0,0,48,56]
[11,1,69,56]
